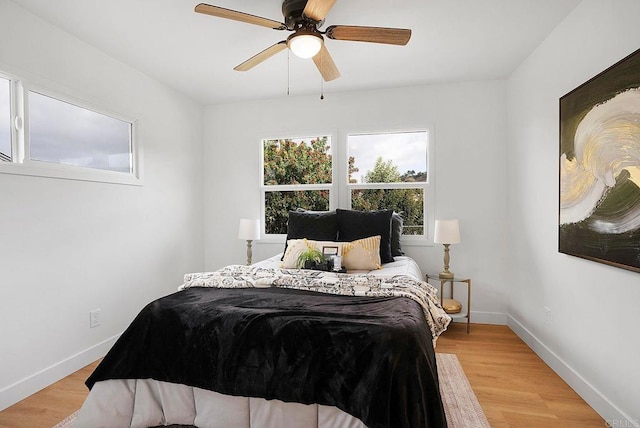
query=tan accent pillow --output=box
[341,235,382,270]
[442,298,462,314]
[281,238,344,269]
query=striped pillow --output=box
[342,235,382,270]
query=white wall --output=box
[507,0,640,424]
[0,1,204,409]
[203,81,510,326]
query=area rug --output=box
[54,353,488,428]
[53,410,78,428]
[437,353,490,428]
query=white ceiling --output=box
[10,0,581,105]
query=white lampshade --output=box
[433,219,461,244]
[288,33,323,58]
[238,219,260,241]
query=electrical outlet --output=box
[89,309,101,328]
[543,306,552,325]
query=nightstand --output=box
[426,273,471,333]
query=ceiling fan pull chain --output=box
[320,54,324,100]
[287,49,291,96]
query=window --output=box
[261,131,431,239]
[262,136,333,234]
[0,77,10,161]
[348,131,428,235]
[0,70,140,185]
[28,91,132,173]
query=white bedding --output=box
[75,256,443,428]
[253,253,425,280]
[76,379,366,428]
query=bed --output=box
[74,209,451,428]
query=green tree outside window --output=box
[263,134,427,235]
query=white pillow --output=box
[281,238,343,269]
[281,236,381,271]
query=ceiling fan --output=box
[194,0,412,81]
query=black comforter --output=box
[87,287,447,428]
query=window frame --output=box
[259,127,435,246]
[344,127,434,244]
[260,134,336,241]
[0,75,142,186]
[0,71,16,162]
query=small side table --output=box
[426,273,471,333]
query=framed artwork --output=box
[559,48,640,273]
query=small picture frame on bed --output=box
[322,246,344,272]
[322,246,339,257]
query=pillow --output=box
[336,209,394,263]
[391,212,404,256]
[341,235,382,270]
[281,238,341,269]
[282,209,338,260]
[281,236,382,271]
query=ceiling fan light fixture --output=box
[288,32,323,58]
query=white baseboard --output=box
[468,310,507,325]
[449,310,506,326]
[0,334,120,411]
[507,315,639,428]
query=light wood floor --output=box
[436,323,604,427]
[0,323,604,427]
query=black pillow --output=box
[282,210,338,259]
[391,212,405,256]
[336,209,394,263]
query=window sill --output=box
[256,236,434,247]
[0,161,143,186]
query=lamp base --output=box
[246,240,253,266]
[439,243,454,279]
[439,270,454,279]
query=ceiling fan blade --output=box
[326,25,411,45]
[234,41,288,71]
[312,44,340,81]
[303,0,337,22]
[195,3,286,30]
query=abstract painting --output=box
[559,48,640,273]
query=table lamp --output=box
[434,219,460,279]
[238,219,260,265]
